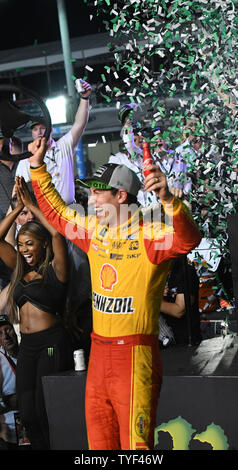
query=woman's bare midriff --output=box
[19,302,60,334]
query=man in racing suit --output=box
[28,138,201,450]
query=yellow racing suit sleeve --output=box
[30,164,93,254]
[143,197,202,264]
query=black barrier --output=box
[42,370,88,450]
[155,375,238,450]
[43,335,238,451]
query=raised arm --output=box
[143,164,202,263]
[71,80,92,148]
[28,138,92,254]
[0,192,24,268]
[160,294,186,319]
[0,284,10,313]
[28,138,47,168]
[5,184,18,247]
[143,163,174,204]
[16,177,68,283]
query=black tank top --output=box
[13,263,67,315]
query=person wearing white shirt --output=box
[175,117,204,169]
[16,80,92,205]
[175,137,202,168]
[109,140,152,207]
[109,124,159,207]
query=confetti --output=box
[84,0,238,275]
[88,141,98,147]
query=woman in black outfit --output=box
[0,177,74,449]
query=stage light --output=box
[46,95,67,124]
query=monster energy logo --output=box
[154,416,229,450]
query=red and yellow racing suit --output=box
[30,164,201,450]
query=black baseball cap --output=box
[29,118,47,129]
[77,163,141,197]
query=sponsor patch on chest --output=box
[93,291,135,314]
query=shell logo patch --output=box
[135,412,148,438]
[100,263,118,291]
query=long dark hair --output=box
[6,221,53,324]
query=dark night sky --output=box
[0,0,103,51]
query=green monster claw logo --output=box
[155,416,229,450]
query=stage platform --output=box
[42,333,238,451]
[160,333,238,376]
[155,334,238,451]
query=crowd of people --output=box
[0,78,235,450]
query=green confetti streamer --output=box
[84,0,237,278]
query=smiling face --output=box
[17,232,46,267]
[88,188,120,226]
[134,134,143,149]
